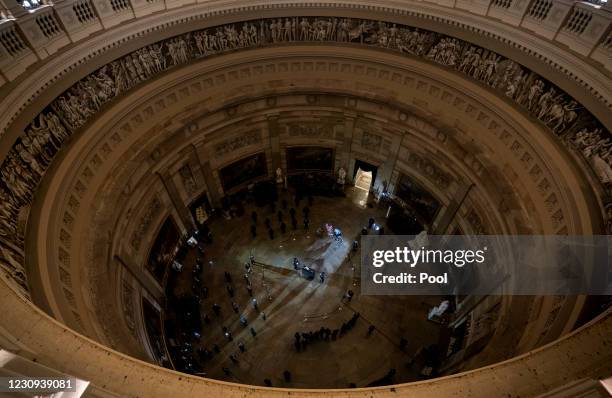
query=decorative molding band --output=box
[0,1,610,139]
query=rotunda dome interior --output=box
[0,1,611,397]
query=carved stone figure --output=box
[537,88,557,120]
[4,154,31,192]
[0,190,17,237]
[45,112,70,145]
[606,204,612,234]
[592,151,612,186]
[2,166,28,204]
[166,39,180,65]
[545,100,570,133]
[26,118,53,162]
[179,165,197,196]
[337,167,346,185]
[15,143,43,176]
[526,79,544,110]
[150,44,166,71]
[276,167,284,184]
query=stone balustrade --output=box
[0,0,610,88]
[0,271,609,397]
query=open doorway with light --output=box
[354,168,373,191]
[353,159,378,192]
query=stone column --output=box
[432,181,474,234]
[157,172,195,230]
[342,113,358,184]
[115,255,164,304]
[185,144,210,200]
[266,113,281,171]
[378,131,405,192]
[341,112,356,171]
[196,158,222,207]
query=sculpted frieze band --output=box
[0,16,609,296]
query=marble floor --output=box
[167,187,444,388]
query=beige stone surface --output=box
[1,271,611,397]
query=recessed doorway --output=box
[354,168,373,191]
[353,159,378,192]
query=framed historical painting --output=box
[286,146,334,172]
[219,152,268,191]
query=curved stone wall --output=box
[0,273,610,397]
[0,2,609,396]
[1,15,610,302]
[24,45,602,370]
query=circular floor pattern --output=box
[163,187,445,388]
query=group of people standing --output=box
[249,194,315,240]
[293,312,361,351]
